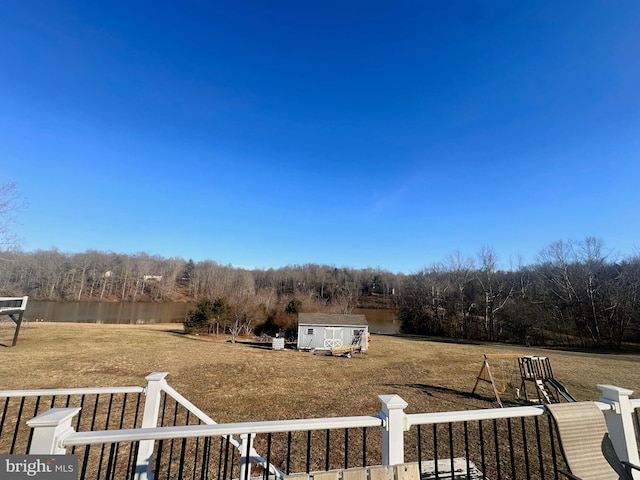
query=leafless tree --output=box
[476,246,514,341]
[444,250,475,337]
[0,182,26,252]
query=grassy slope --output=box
[1,323,638,424]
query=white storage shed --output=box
[297,313,369,351]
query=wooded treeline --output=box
[1,237,638,349]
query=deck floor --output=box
[419,457,487,480]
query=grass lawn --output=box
[1,322,639,423]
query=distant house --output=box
[143,275,163,281]
[297,313,369,351]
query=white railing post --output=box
[378,394,408,465]
[598,384,640,478]
[27,408,81,454]
[239,433,255,480]
[135,372,169,480]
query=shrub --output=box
[184,297,230,334]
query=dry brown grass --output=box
[1,322,639,424]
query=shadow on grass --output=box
[226,339,300,351]
[378,333,640,356]
[163,328,188,335]
[385,382,525,409]
[387,382,485,400]
[377,332,485,346]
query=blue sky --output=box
[1,1,639,273]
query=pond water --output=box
[26,301,193,325]
[25,301,400,333]
[353,308,399,334]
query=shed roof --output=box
[298,313,368,326]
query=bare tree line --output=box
[0,237,638,349]
[398,239,640,349]
[0,249,397,311]
[0,182,25,250]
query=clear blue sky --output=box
[1,1,639,273]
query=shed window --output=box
[306,328,314,335]
[353,329,361,336]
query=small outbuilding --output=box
[297,313,369,352]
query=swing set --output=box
[471,353,577,407]
[471,353,522,407]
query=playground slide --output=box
[547,378,577,402]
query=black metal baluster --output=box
[217,438,225,480]
[160,392,168,427]
[417,425,423,476]
[33,396,42,416]
[176,413,188,478]
[25,396,42,453]
[463,421,470,480]
[105,443,117,480]
[89,394,100,431]
[286,432,292,475]
[154,439,165,480]
[478,421,487,479]
[244,433,253,480]
[127,442,140,480]
[118,393,128,429]
[10,396,25,454]
[166,401,179,479]
[110,393,129,480]
[80,445,92,480]
[344,428,349,469]
[200,437,212,480]
[96,394,115,478]
[325,429,330,471]
[133,393,142,428]
[548,414,560,480]
[192,436,200,480]
[265,433,273,480]
[507,418,516,480]
[125,395,142,477]
[222,436,231,480]
[88,396,101,479]
[362,427,367,467]
[521,417,531,480]
[306,430,311,473]
[0,397,9,437]
[534,416,545,479]
[433,424,439,480]
[178,436,187,480]
[493,419,501,480]
[448,423,454,479]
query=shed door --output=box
[323,327,343,348]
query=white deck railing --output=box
[0,386,145,397]
[7,374,640,480]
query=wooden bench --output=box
[0,296,29,346]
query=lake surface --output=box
[25,301,400,333]
[353,308,399,334]
[27,301,193,325]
